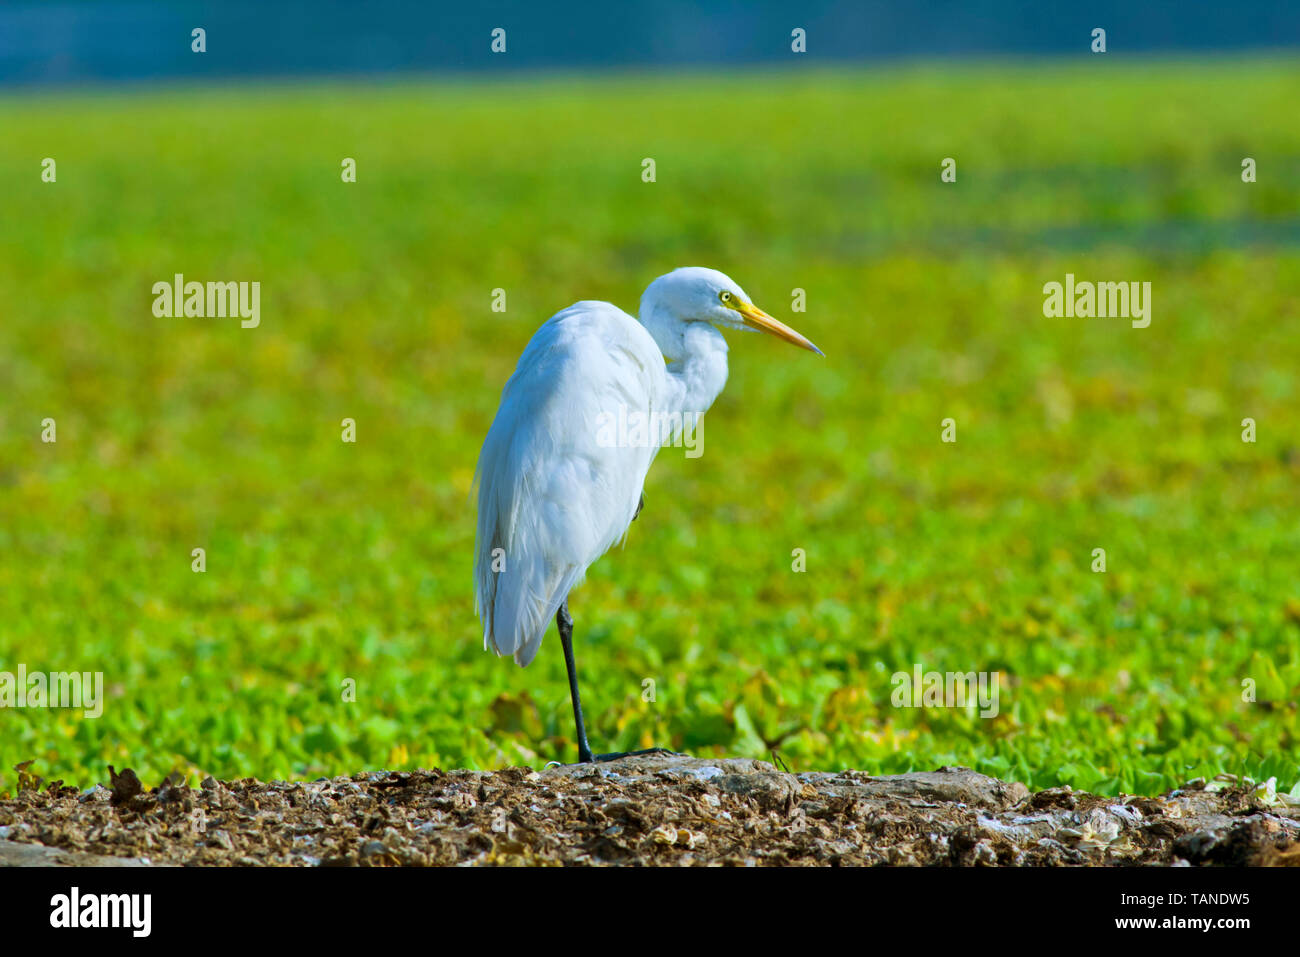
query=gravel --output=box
[3,755,1298,866]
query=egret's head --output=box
[640,266,823,356]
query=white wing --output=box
[474,301,666,667]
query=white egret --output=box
[474,267,821,762]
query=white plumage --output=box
[473,267,821,761]
[474,300,664,666]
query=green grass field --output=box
[2,60,1298,797]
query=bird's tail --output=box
[473,441,580,667]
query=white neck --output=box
[640,305,730,417]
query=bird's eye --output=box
[719,291,732,303]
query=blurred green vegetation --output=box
[1,61,1298,796]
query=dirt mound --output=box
[3,755,1298,866]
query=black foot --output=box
[589,747,681,763]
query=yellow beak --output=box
[736,302,824,356]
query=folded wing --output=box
[474,301,665,666]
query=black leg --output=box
[556,598,683,764]
[557,600,594,764]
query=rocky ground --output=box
[2,755,1299,866]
